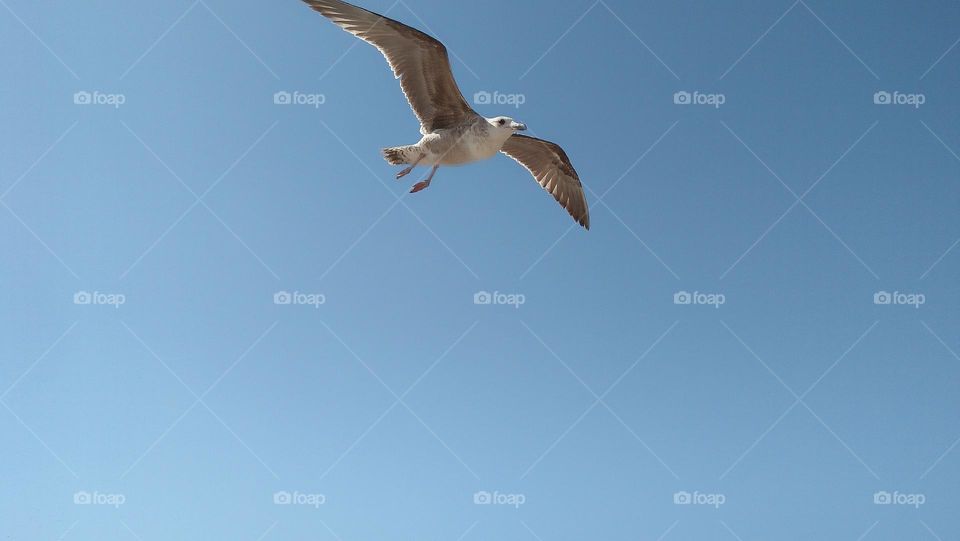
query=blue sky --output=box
[2,0,959,539]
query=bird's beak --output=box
[511,121,527,131]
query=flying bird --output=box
[302,0,590,229]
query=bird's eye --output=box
[498,119,506,126]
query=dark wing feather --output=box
[303,0,478,133]
[501,134,590,230]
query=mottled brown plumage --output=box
[302,0,590,229]
[501,135,590,229]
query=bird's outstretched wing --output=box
[303,0,478,134]
[501,134,590,230]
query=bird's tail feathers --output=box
[382,145,418,165]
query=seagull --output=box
[302,0,590,229]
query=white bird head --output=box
[488,116,527,133]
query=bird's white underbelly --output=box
[423,130,505,166]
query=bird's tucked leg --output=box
[410,164,439,193]
[396,153,425,179]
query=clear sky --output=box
[2,0,959,539]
